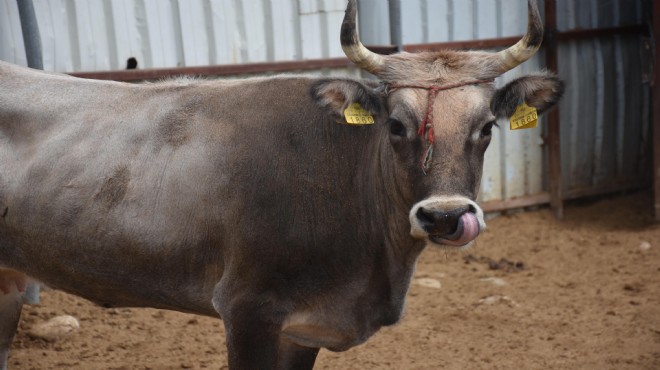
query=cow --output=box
[0,0,563,369]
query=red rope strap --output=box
[388,79,494,174]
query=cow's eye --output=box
[389,119,407,137]
[481,121,498,138]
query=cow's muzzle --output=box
[409,196,486,248]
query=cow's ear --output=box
[491,72,564,118]
[311,79,384,123]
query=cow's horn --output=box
[341,0,385,74]
[495,0,544,73]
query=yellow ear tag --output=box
[343,102,375,125]
[509,101,538,130]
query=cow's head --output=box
[313,0,563,248]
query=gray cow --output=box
[0,0,562,369]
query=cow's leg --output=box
[0,286,23,370]
[277,339,319,370]
[213,276,283,370]
[214,271,320,370]
[220,298,283,370]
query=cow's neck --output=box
[354,126,426,300]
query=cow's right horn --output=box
[341,0,385,75]
[494,0,544,73]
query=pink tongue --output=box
[444,213,480,246]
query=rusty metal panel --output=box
[557,0,652,196]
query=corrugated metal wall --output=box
[556,0,652,197]
[0,0,652,208]
[359,0,540,44]
[0,0,349,71]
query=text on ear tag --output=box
[343,102,375,125]
[509,102,538,130]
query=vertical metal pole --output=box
[544,0,563,219]
[389,0,403,52]
[16,0,42,305]
[16,0,43,70]
[653,0,660,221]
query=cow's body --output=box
[0,63,415,319]
[0,63,420,352]
[0,1,563,369]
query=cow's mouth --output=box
[409,196,486,248]
[428,212,481,247]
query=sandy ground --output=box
[7,191,660,370]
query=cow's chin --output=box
[409,195,486,249]
[428,237,476,249]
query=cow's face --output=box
[386,83,494,247]
[386,71,562,248]
[312,70,562,248]
[315,0,563,249]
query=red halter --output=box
[388,79,494,174]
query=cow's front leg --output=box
[220,296,284,370]
[213,275,290,370]
[277,338,319,370]
[0,282,24,370]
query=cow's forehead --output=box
[389,84,495,128]
[380,50,501,84]
[438,86,492,110]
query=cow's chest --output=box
[280,273,411,352]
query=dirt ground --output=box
[7,191,660,370]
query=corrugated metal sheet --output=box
[0,0,350,72]
[0,0,652,208]
[359,0,539,45]
[556,0,652,196]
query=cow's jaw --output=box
[408,195,486,248]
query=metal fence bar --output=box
[481,192,550,213]
[653,1,660,221]
[69,24,648,81]
[70,57,354,81]
[545,0,563,219]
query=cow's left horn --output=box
[494,0,543,73]
[341,0,385,74]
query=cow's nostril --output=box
[416,207,436,227]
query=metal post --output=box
[388,0,403,52]
[16,0,43,70]
[653,0,660,221]
[544,0,563,219]
[16,0,42,304]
